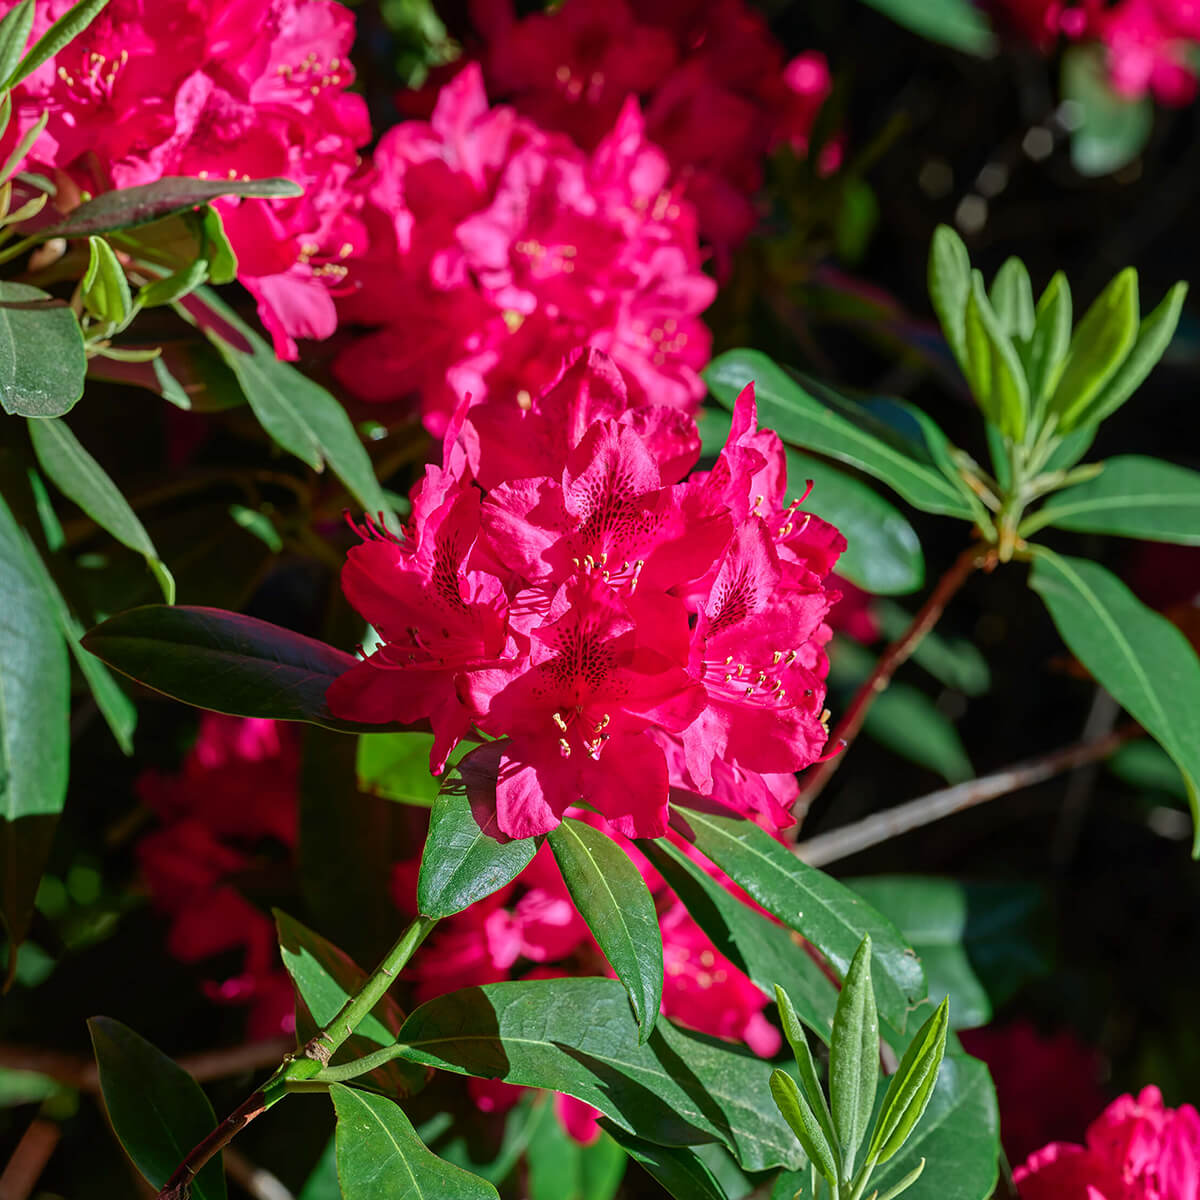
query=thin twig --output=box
[795,724,1140,867]
[795,543,994,819]
[159,1092,268,1200]
[0,1118,60,1200]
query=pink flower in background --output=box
[335,65,714,434]
[1015,1086,1200,1199]
[0,0,371,358]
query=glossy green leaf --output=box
[198,205,238,284]
[668,800,925,1030]
[865,1056,998,1200]
[548,818,662,1042]
[417,774,539,918]
[1043,425,1096,473]
[1062,44,1153,177]
[275,910,429,1100]
[1030,548,1200,852]
[1023,271,1073,420]
[770,1070,836,1184]
[874,602,990,695]
[963,273,1029,440]
[394,977,803,1172]
[1050,268,1139,431]
[856,0,995,54]
[928,225,971,365]
[8,0,109,86]
[0,0,34,87]
[28,417,173,601]
[82,236,133,325]
[42,174,303,237]
[0,282,86,418]
[786,448,924,595]
[706,350,975,520]
[87,1016,225,1200]
[0,490,68,954]
[775,986,837,1153]
[829,936,878,1174]
[137,257,211,309]
[1022,455,1200,543]
[1081,282,1187,428]
[332,1084,499,1199]
[600,1122,727,1200]
[642,838,838,1040]
[80,604,398,732]
[989,258,1034,342]
[850,878,990,1030]
[189,287,393,526]
[357,731,475,807]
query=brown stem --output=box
[794,542,995,820]
[157,1091,268,1200]
[795,723,1141,867]
[0,1118,62,1200]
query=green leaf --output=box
[829,936,878,1175]
[80,604,397,732]
[41,174,303,237]
[849,878,990,1030]
[198,205,238,284]
[297,1136,339,1200]
[785,448,924,595]
[989,258,1034,342]
[928,225,971,365]
[1022,272,1073,420]
[357,731,474,807]
[275,910,429,1100]
[1044,426,1096,473]
[0,282,86,417]
[27,417,173,601]
[600,1122,728,1200]
[1108,739,1187,800]
[0,0,34,87]
[0,105,45,186]
[1030,549,1200,853]
[394,977,803,1172]
[642,837,838,1040]
[1050,268,1139,431]
[668,801,925,1031]
[962,273,1029,440]
[417,773,539,918]
[81,236,133,325]
[876,1157,927,1200]
[1062,43,1154,177]
[873,602,990,695]
[87,1016,226,1200]
[186,286,393,525]
[332,1084,499,1199]
[775,986,838,1155]
[137,257,211,310]
[548,818,663,1043]
[1021,454,1200,543]
[580,1130,626,1200]
[770,1070,837,1184]
[856,0,995,55]
[525,1099,583,1200]
[865,1056,997,1200]
[706,350,975,520]
[1082,281,1186,428]
[8,0,109,86]
[0,489,68,954]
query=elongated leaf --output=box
[928,225,971,367]
[642,837,837,1039]
[857,0,995,54]
[770,1071,836,1184]
[705,351,975,520]
[775,986,837,1154]
[187,287,392,524]
[600,1121,728,1200]
[88,1017,226,1200]
[42,175,303,237]
[0,490,68,953]
[829,937,878,1175]
[28,417,173,601]
[1062,43,1153,177]
[989,258,1034,341]
[0,282,86,418]
[8,0,108,85]
[865,1056,998,1200]
[275,910,429,1099]
[357,731,474,807]
[1023,272,1073,419]
[669,801,925,1030]
[874,603,990,696]
[963,274,1029,440]
[786,448,924,595]
[394,977,803,1172]
[1030,549,1200,852]
[1022,455,1200,543]
[0,0,34,86]
[548,818,662,1042]
[418,770,539,918]
[82,236,132,325]
[80,604,402,732]
[332,1085,498,1199]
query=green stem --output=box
[309,1043,409,1083]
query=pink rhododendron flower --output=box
[328,350,843,838]
[334,64,714,434]
[1015,1086,1200,1199]
[0,0,371,358]
[1085,0,1200,104]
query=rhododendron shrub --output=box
[326,349,842,837]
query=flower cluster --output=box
[135,714,298,1038]
[334,64,715,435]
[1015,1085,1200,1198]
[0,0,371,358]
[476,0,837,258]
[327,349,844,838]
